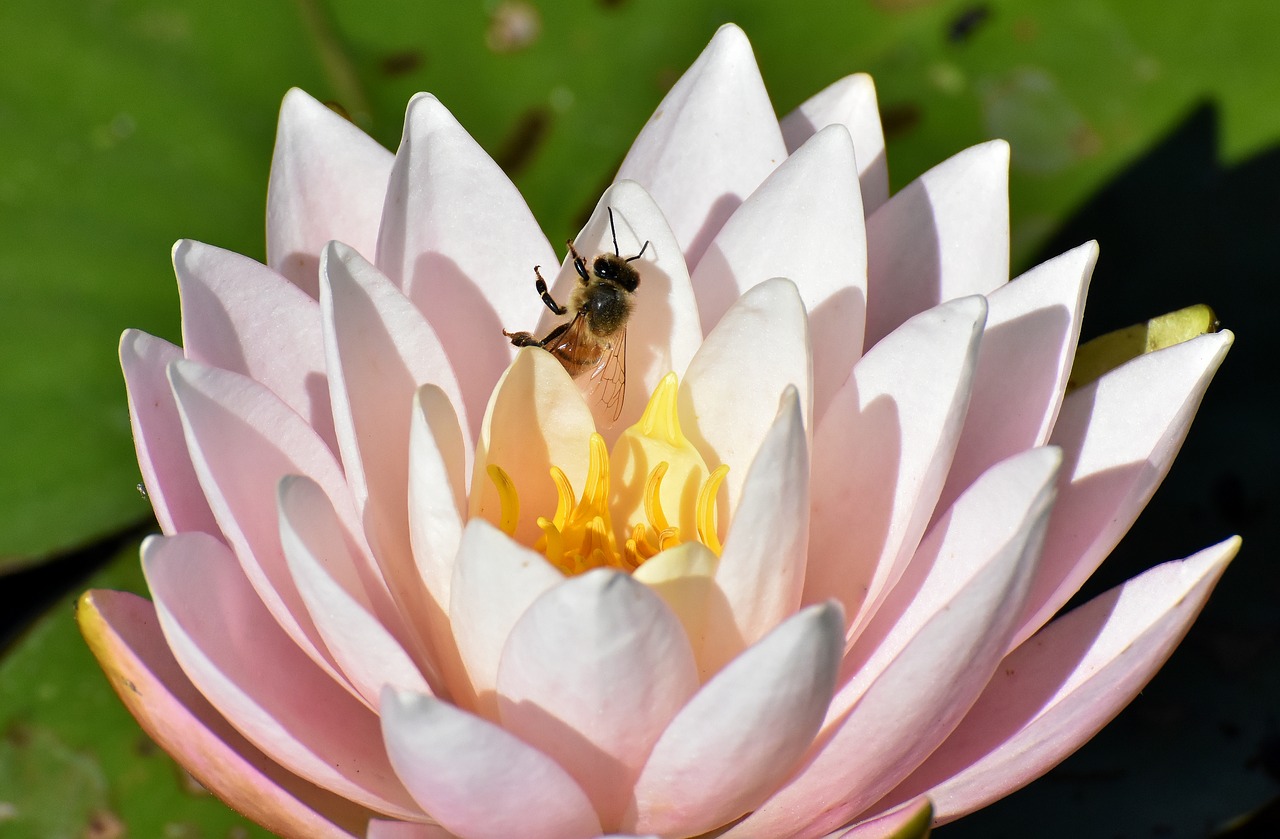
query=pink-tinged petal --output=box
[824,797,932,839]
[168,358,357,678]
[864,141,1009,348]
[780,73,889,215]
[381,689,603,839]
[174,238,336,451]
[367,821,455,839]
[320,241,469,632]
[278,475,437,706]
[678,278,811,513]
[733,449,1056,839]
[142,533,419,818]
[1014,330,1234,646]
[691,125,867,419]
[616,24,786,266]
[934,243,1096,517]
[267,88,393,297]
[448,520,564,716]
[532,180,702,434]
[881,537,1239,823]
[623,603,844,837]
[120,330,217,536]
[168,358,396,680]
[470,348,595,548]
[376,93,557,435]
[496,569,699,827]
[805,296,986,640]
[705,387,809,671]
[79,589,373,839]
[407,384,469,699]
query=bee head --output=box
[594,254,640,292]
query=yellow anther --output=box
[696,464,729,556]
[583,434,611,512]
[536,516,563,567]
[644,462,673,533]
[549,465,575,530]
[487,464,519,537]
[658,527,681,552]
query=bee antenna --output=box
[607,207,621,257]
[625,240,651,262]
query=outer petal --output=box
[174,238,336,450]
[826,798,932,839]
[616,24,786,266]
[120,330,217,536]
[780,73,889,214]
[320,241,468,642]
[678,278,812,514]
[469,348,595,547]
[934,242,1096,516]
[705,386,809,670]
[278,475,436,706]
[79,589,372,839]
[881,537,1239,823]
[407,385,469,698]
[267,88,393,297]
[805,296,986,639]
[731,447,1057,839]
[367,821,455,839]
[864,141,1009,348]
[142,533,418,818]
[168,358,391,680]
[448,520,564,715]
[1014,330,1234,645]
[534,180,703,433]
[623,603,844,837]
[496,569,699,827]
[381,689,602,839]
[691,124,867,418]
[375,93,557,434]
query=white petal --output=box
[376,93,557,436]
[448,520,563,716]
[678,277,812,514]
[805,296,986,640]
[692,124,868,419]
[267,88,393,297]
[616,24,786,266]
[496,569,698,826]
[780,73,889,214]
[864,141,1009,347]
[624,604,843,837]
[704,387,809,671]
[382,689,602,839]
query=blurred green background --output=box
[2,0,1278,836]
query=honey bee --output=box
[503,208,649,422]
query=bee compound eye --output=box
[593,257,617,279]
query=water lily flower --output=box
[79,23,1237,839]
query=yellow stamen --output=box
[486,464,519,536]
[697,464,729,556]
[488,373,729,575]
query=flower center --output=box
[487,372,727,575]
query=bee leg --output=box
[503,329,541,347]
[536,322,571,348]
[567,241,590,283]
[533,265,568,315]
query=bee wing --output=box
[584,328,626,424]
